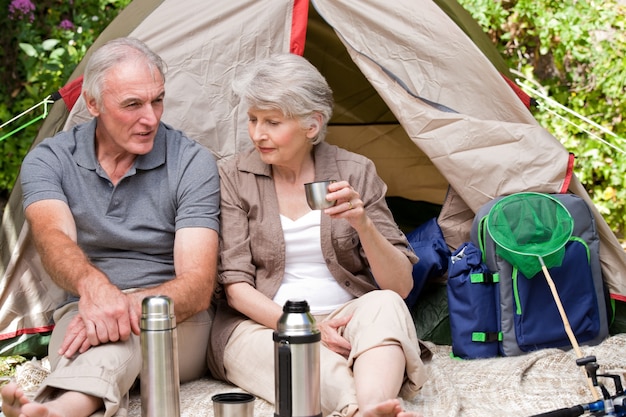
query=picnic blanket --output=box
[8,333,626,416]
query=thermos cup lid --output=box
[282,299,310,313]
[212,392,255,417]
[141,295,176,331]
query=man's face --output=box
[86,60,165,156]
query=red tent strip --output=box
[561,153,576,194]
[0,325,54,341]
[501,73,535,109]
[50,75,84,111]
[290,0,309,55]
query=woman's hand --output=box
[324,180,415,297]
[318,315,352,358]
[324,181,368,231]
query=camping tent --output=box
[1,0,625,356]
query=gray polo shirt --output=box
[21,118,220,292]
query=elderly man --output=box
[1,37,220,417]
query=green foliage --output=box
[458,0,626,239]
[0,0,131,195]
[0,355,26,381]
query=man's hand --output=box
[78,282,139,345]
[59,286,141,358]
[318,315,353,358]
[58,315,91,357]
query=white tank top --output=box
[273,210,355,314]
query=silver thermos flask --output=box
[273,299,322,417]
[140,295,180,417]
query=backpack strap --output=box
[471,272,500,284]
[472,331,503,343]
[477,215,489,264]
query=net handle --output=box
[537,255,599,400]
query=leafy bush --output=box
[458,0,626,239]
[0,0,131,197]
[0,355,26,382]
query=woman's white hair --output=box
[83,37,166,110]
[233,53,334,144]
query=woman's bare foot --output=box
[360,398,423,417]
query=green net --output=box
[486,193,574,277]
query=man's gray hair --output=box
[233,54,334,144]
[83,37,166,109]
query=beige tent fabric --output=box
[0,103,70,340]
[569,178,626,297]
[0,223,62,341]
[312,0,569,213]
[0,99,70,279]
[66,0,296,161]
[326,125,449,204]
[436,187,474,251]
[312,0,537,125]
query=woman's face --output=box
[247,107,317,167]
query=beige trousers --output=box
[223,290,427,417]
[34,301,212,417]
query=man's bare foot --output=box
[1,382,60,417]
[360,398,423,417]
[2,381,71,417]
[2,382,30,417]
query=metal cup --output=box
[304,180,336,210]
[212,392,255,417]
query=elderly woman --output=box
[207,53,428,417]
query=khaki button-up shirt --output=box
[207,142,417,380]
